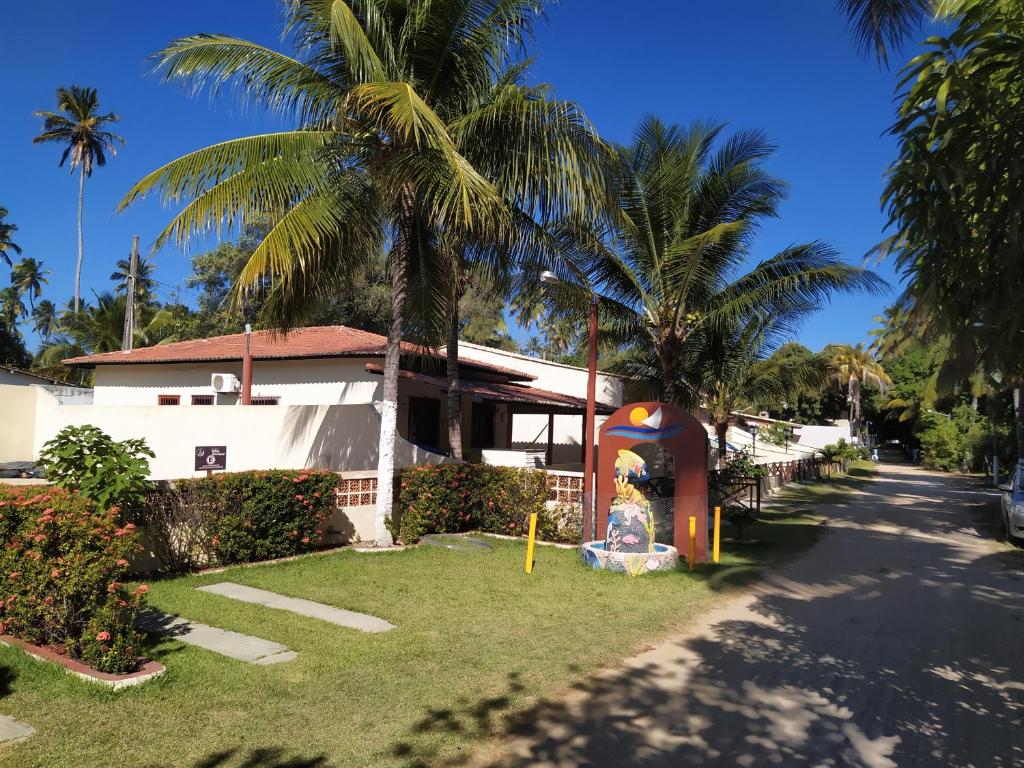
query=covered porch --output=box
[364,362,615,469]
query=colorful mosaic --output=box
[580,541,679,575]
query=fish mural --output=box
[606,454,655,555]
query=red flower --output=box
[7,572,19,580]
[107,581,120,593]
[95,631,111,642]
[133,584,149,597]
[301,536,311,545]
[115,559,129,567]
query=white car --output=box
[1000,462,1024,541]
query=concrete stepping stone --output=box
[197,582,395,633]
[0,715,34,742]
[138,609,297,665]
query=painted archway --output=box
[596,402,710,561]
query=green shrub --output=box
[918,410,964,471]
[142,470,340,569]
[0,486,146,674]
[396,464,552,543]
[821,439,865,464]
[39,425,154,512]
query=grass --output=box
[0,462,876,768]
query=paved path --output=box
[138,610,297,665]
[0,715,33,743]
[197,582,395,632]
[479,461,1024,767]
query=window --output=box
[250,396,280,406]
[408,397,441,451]
[471,402,496,449]
[158,395,180,406]
[191,395,215,406]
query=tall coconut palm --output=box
[549,118,885,406]
[33,86,125,313]
[827,343,892,437]
[0,287,26,332]
[11,258,50,312]
[0,207,21,269]
[32,299,57,343]
[118,1,607,544]
[111,253,157,306]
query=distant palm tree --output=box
[32,299,57,342]
[33,86,125,313]
[838,0,934,63]
[0,206,21,269]
[111,253,157,305]
[0,286,26,332]
[827,343,892,436]
[11,258,50,311]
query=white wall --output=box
[92,358,381,406]
[793,423,852,451]
[0,385,39,462]
[31,388,447,480]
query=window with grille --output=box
[250,396,279,406]
[158,395,180,406]
[191,395,215,406]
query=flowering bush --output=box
[0,486,146,674]
[395,464,551,543]
[142,470,340,569]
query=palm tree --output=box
[119,1,606,544]
[550,118,884,406]
[32,299,57,343]
[33,86,125,313]
[0,287,26,332]
[111,253,157,306]
[837,0,935,63]
[827,343,892,437]
[11,258,50,312]
[0,207,21,269]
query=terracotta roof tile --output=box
[63,325,534,381]
[364,363,615,414]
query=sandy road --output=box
[477,461,1024,767]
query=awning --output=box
[364,363,616,415]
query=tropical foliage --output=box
[33,86,124,313]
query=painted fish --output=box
[615,449,649,482]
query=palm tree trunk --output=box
[74,167,85,314]
[373,186,414,546]
[447,303,463,461]
[716,421,729,469]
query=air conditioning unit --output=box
[211,373,241,393]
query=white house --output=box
[29,324,622,479]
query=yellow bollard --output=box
[688,515,697,571]
[713,506,721,564]
[525,512,538,574]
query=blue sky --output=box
[3,1,920,352]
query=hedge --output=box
[141,470,340,571]
[392,463,579,544]
[0,486,146,674]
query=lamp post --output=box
[749,423,759,459]
[783,425,793,454]
[541,271,598,544]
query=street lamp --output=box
[540,271,598,544]
[749,424,759,459]
[783,425,794,453]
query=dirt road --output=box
[480,461,1024,767]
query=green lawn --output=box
[0,463,875,768]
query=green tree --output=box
[120,1,605,541]
[0,324,30,367]
[33,86,125,313]
[32,299,57,343]
[882,0,1024,459]
[111,253,157,307]
[551,118,883,405]
[0,206,21,269]
[11,258,50,312]
[826,343,892,438]
[0,286,26,332]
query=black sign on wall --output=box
[195,446,227,472]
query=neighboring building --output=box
[0,364,84,389]
[0,367,89,465]
[46,325,621,478]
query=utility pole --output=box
[121,235,139,353]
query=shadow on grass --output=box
[167,747,330,768]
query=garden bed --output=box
[0,634,165,691]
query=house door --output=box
[408,396,442,452]
[471,402,497,449]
